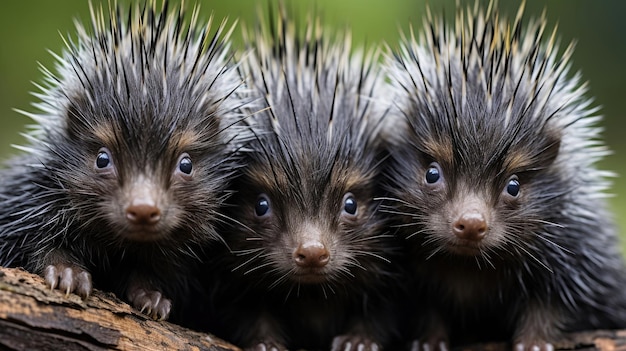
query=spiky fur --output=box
[0,1,246,323]
[383,2,626,348]
[208,8,401,351]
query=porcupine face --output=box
[36,2,242,245]
[388,88,562,260]
[385,5,607,262]
[234,143,384,287]
[228,19,390,291]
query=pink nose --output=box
[452,211,487,241]
[293,241,330,268]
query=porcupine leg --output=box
[409,309,449,351]
[331,318,385,351]
[246,341,287,351]
[331,334,381,351]
[126,274,172,321]
[241,311,288,351]
[41,249,92,299]
[513,302,563,351]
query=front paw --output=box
[332,334,381,351]
[514,341,555,351]
[43,264,92,299]
[409,339,448,351]
[127,287,172,320]
[245,340,288,351]
[513,303,561,351]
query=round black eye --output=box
[255,195,270,217]
[343,194,357,215]
[425,163,441,184]
[506,178,520,197]
[96,150,110,168]
[179,156,193,174]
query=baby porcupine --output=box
[208,9,400,351]
[383,2,626,350]
[0,1,246,321]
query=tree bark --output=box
[0,266,239,351]
[0,266,624,351]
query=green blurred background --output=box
[0,1,625,250]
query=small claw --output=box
[410,339,448,351]
[156,299,171,320]
[514,342,555,351]
[59,267,74,297]
[128,287,172,320]
[411,340,420,351]
[42,264,93,299]
[140,301,152,316]
[44,265,58,290]
[248,341,284,351]
[74,271,92,299]
[331,334,380,351]
[151,291,162,307]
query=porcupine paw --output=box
[43,264,92,299]
[127,286,172,320]
[409,339,449,351]
[514,341,555,351]
[331,334,381,351]
[246,340,288,351]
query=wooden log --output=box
[0,266,240,351]
[1,265,625,351]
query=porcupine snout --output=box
[124,176,164,232]
[450,195,489,242]
[292,225,330,269]
[452,210,487,241]
[126,197,161,225]
[293,242,330,268]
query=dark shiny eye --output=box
[506,178,520,197]
[343,193,357,215]
[255,195,270,217]
[425,162,441,184]
[179,156,192,174]
[95,148,111,169]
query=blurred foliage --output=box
[0,0,625,250]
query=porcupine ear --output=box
[64,96,92,141]
[65,100,83,140]
[537,128,561,167]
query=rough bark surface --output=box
[0,266,240,351]
[0,266,624,351]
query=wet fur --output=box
[384,2,626,348]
